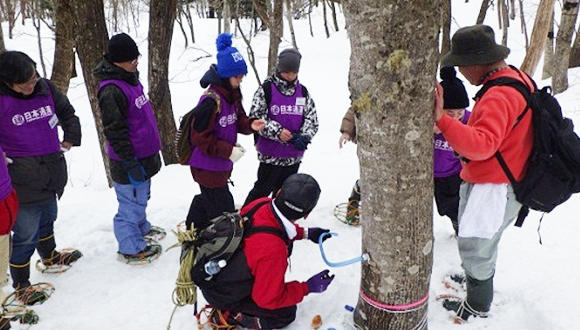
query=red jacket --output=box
[0,189,18,235]
[240,197,310,310]
[437,67,534,183]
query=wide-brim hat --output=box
[441,25,510,67]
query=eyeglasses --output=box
[12,73,39,94]
[130,54,142,65]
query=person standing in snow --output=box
[338,106,361,225]
[434,66,471,235]
[0,51,82,305]
[184,33,264,231]
[202,173,334,329]
[0,149,18,329]
[435,25,534,322]
[243,48,319,206]
[94,33,166,264]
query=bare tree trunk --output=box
[343,0,437,328]
[308,0,313,36]
[553,0,579,94]
[19,0,25,24]
[543,12,555,78]
[223,0,231,33]
[112,0,118,32]
[71,0,113,187]
[440,0,451,62]
[236,16,261,84]
[0,15,5,51]
[51,0,75,94]
[149,0,179,165]
[329,0,339,32]
[510,0,516,20]
[176,6,189,48]
[6,0,16,39]
[285,0,298,49]
[518,0,528,49]
[267,0,283,76]
[501,0,509,46]
[31,2,47,77]
[569,9,580,67]
[520,0,555,76]
[322,0,329,38]
[476,0,490,24]
[184,0,195,43]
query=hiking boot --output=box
[345,199,360,225]
[118,243,162,265]
[42,249,83,267]
[145,225,166,242]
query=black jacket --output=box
[0,78,81,204]
[93,57,161,184]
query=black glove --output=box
[123,159,146,186]
[307,227,331,244]
[289,134,311,151]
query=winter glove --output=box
[306,269,335,293]
[123,159,146,187]
[307,227,331,244]
[229,143,246,162]
[289,134,311,151]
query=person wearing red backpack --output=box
[434,25,534,322]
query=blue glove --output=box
[123,159,146,186]
[289,134,311,151]
[306,269,335,293]
[308,227,331,244]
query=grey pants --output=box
[457,183,522,280]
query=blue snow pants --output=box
[113,180,152,255]
[10,198,57,265]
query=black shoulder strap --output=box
[241,200,289,244]
[262,80,272,108]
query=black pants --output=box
[243,163,300,207]
[230,299,297,330]
[186,185,235,230]
[434,173,462,234]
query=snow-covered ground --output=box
[2,1,579,329]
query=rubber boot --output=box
[9,264,48,305]
[464,274,493,315]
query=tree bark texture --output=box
[51,0,75,94]
[542,12,554,79]
[322,0,329,38]
[476,0,489,24]
[520,0,555,76]
[440,0,451,61]
[552,0,579,94]
[285,0,298,49]
[71,0,112,186]
[569,10,580,67]
[267,0,283,76]
[343,1,438,329]
[148,0,179,165]
[223,0,231,33]
[0,13,5,51]
[501,0,509,46]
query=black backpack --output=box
[189,201,289,310]
[475,67,580,226]
[175,90,221,165]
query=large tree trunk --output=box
[51,0,75,94]
[476,0,490,24]
[543,12,555,79]
[440,0,451,61]
[149,0,179,165]
[520,0,555,76]
[267,0,283,76]
[71,0,113,187]
[343,1,438,329]
[552,0,579,94]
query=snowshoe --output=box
[11,309,39,325]
[3,282,54,308]
[145,225,167,242]
[333,202,361,226]
[196,305,238,330]
[442,273,466,293]
[36,248,83,273]
[442,297,488,323]
[117,243,162,265]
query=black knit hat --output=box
[441,25,510,67]
[107,33,140,63]
[440,66,469,109]
[0,51,37,85]
[274,173,321,220]
[276,48,301,73]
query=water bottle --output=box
[204,259,227,276]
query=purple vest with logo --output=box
[0,81,60,157]
[257,82,305,158]
[188,88,238,171]
[0,145,11,200]
[434,110,471,178]
[99,79,161,161]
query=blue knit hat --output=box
[216,33,247,78]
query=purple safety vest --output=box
[256,82,305,158]
[0,81,61,157]
[188,87,238,171]
[98,79,161,161]
[434,110,471,178]
[0,144,11,200]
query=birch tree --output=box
[520,0,555,76]
[343,0,438,328]
[552,0,579,94]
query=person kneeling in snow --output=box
[202,173,334,329]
